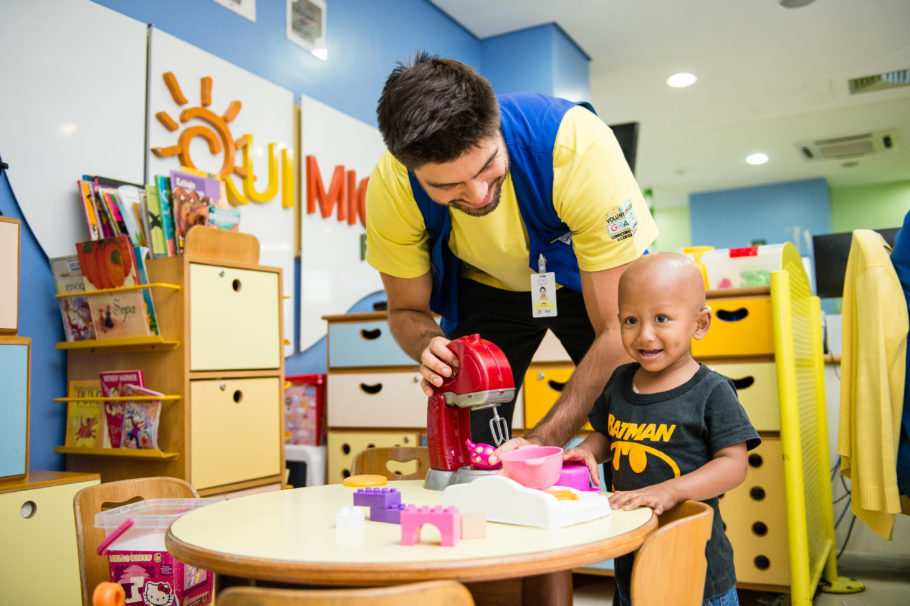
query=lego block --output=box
[371,502,407,524]
[400,505,461,547]
[353,486,401,509]
[460,512,486,539]
[335,506,365,529]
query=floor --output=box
[571,554,909,605]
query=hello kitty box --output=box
[95,498,222,606]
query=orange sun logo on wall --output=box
[151,72,293,208]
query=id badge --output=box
[531,272,557,318]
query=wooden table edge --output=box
[165,513,656,586]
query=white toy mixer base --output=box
[442,475,612,529]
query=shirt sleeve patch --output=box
[605,198,638,242]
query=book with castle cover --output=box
[50,255,96,341]
[99,370,145,448]
[76,236,151,339]
[65,380,105,448]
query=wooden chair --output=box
[216,580,475,605]
[73,477,199,606]
[630,500,714,606]
[351,446,430,481]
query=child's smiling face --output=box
[618,253,711,381]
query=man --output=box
[365,52,658,451]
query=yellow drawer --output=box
[327,370,425,427]
[719,436,790,586]
[523,364,592,431]
[189,263,281,371]
[327,430,420,484]
[693,296,774,358]
[707,361,780,431]
[190,377,282,490]
[1,476,99,604]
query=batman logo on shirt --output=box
[610,441,681,478]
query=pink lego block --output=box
[353,487,401,510]
[460,512,486,539]
[370,502,407,524]
[400,505,461,547]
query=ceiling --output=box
[429,0,910,206]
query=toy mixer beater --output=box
[424,334,514,490]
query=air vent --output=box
[797,130,896,160]
[848,69,910,94]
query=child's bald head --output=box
[619,252,706,311]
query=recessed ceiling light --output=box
[746,153,769,165]
[666,72,697,88]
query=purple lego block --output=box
[370,502,407,524]
[352,487,402,509]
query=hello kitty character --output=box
[142,581,176,606]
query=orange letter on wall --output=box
[306,155,346,220]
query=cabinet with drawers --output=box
[1,471,100,604]
[57,228,285,496]
[323,312,427,483]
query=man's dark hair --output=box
[376,51,500,169]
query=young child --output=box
[564,251,760,606]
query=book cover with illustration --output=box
[76,236,151,339]
[133,246,159,336]
[50,255,96,341]
[65,380,105,448]
[99,370,145,448]
[154,175,177,256]
[143,183,168,258]
[121,384,163,450]
[76,180,102,241]
[169,169,225,250]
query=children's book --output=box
[95,186,129,238]
[154,175,177,256]
[133,245,160,336]
[121,384,163,450]
[169,169,225,251]
[78,179,116,238]
[115,185,147,248]
[207,206,241,231]
[76,236,151,339]
[76,180,102,240]
[50,255,96,341]
[65,380,105,448]
[99,370,145,448]
[144,183,168,258]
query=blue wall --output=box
[690,178,832,251]
[3,0,591,472]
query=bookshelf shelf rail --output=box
[54,282,182,298]
[54,395,180,403]
[53,446,179,460]
[55,336,179,351]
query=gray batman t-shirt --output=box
[588,362,761,600]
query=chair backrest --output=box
[630,500,714,606]
[73,476,199,606]
[351,446,430,481]
[216,580,475,605]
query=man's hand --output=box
[487,436,539,465]
[417,335,460,396]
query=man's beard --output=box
[447,174,505,217]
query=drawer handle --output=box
[730,376,755,390]
[233,390,243,403]
[360,328,382,340]
[716,307,749,322]
[20,500,37,519]
[233,278,242,292]
[548,380,566,392]
[360,383,383,395]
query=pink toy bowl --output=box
[500,446,564,490]
[554,462,598,491]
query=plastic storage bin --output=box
[700,244,786,290]
[95,498,222,606]
[284,373,326,446]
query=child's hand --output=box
[608,483,679,515]
[562,446,600,488]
